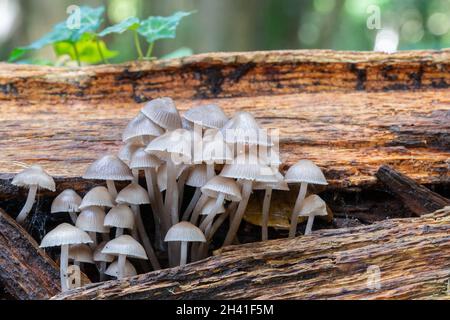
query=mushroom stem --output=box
[69,212,78,224]
[115,228,123,238]
[223,180,252,246]
[106,180,118,199]
[206,201,237,241]
[190,194,209,225]
[16,184,38,224]
[261,187,273,241]
[99,261,107,281]
[206,164,215,180]
[179,241,188,266]
[117,254,126,279]
[304,215,315,235]
[288,182,308,238]
[165,159,179,226]
[199,194,225,231]
[130,204,161,270]
[144,168,169,239]
[60,244,69,292]
[182,187,201,221]
[88,232,97,249]
[131,169,139,184]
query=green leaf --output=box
[161,47,193,60]
[54,38,118,64]
[137,11,194,44]
[98,16,140,37]
[8,48,27,62]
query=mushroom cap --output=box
[105,259,137,278]
[201,176,242,202]
[299,195,328,217]
[12,165,55,191]
[164,222,206,243]
[122,113,164,143]
[141,97,182,130]
[118,143,142,165]
[69,244,94,264]
[79,186,115,210]
[200,197,226,216]
[145,129,197,164]
[116,183,150,205]
[221,112,273,146]
[51,189,82,213]
[185,165,208,188]
[93,241,115,263]
[83,155,134,181]
[129,147,163,169]
[285,160,328,185]
[253,171,290,191]
[157,163,189,192]
[102,235,148,260]
[220,152,278,183]
[104,205,135,230]
[40,223,93,248]
[183,104,229,129]
[202,131,233,164]
[76,207,110,233]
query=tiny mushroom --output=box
[69,244,95,266]
[285,159,328,238]
[164,222,206,266]
[83,155,134,198]
[105,259,137,279]
[182,104,229,130]
[141,97,182,131]
[298,195,328,235]
[78,186,115,210]
[76,206,110,248]
[102,235,148,279]
[40,223,92,292]
[93,241,114,281]
[12,165,55,224]
[122,112,164,145]
[104,204,135,237]
[51,189,82,224]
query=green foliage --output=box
[8,6,194,65]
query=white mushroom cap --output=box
[51,189,82,213]
[79,186,115,210]
[118,143,142,165]
[104,205,135,230]
[202,131,233,164]
[93,241,114,263]
[220,152,278,183]
[285,160,328,185]
[253,171,290,191]
[102,235,148,260]
[105,259,137,278]
[12,165,55,191]
[129,147,163,169]
[40,223,93,248]
[201,176,242,202]
[157,163,189,192]
[164,222,206,243]
[83,155,134,181]
[183,104,229,129]
[200,198,226,216]
[186,165,208,188]
[298,195,328,217]
[145,129,197,164]
[122,113,164,143]
[116,183,150,205]
[69,244,94,264]
[221,112,273,146]
[141,97,182,130]
[76,207,110,233]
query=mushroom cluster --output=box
[16,97,329,291]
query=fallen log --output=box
[376,165,450,216]
[54,206,450,300]
[0,208,61,299]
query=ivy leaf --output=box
[161,47,193,60]
[137,11,194,44]
[54,38,118,64]
[98,16,140,37]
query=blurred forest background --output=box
[0,0,449,63]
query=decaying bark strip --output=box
[376,165,450,216]
[54,206,450,300]
[0,208,61,299]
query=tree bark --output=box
[376,165,450,215]
[54,206,450,300]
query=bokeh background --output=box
[0,0,449,63]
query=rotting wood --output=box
[0,50,449,200]
[376,165,450,216]
[53,206,450,300]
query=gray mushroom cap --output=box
[284,160,328,185]
[83,155,134,181]
[12,165,55,191]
